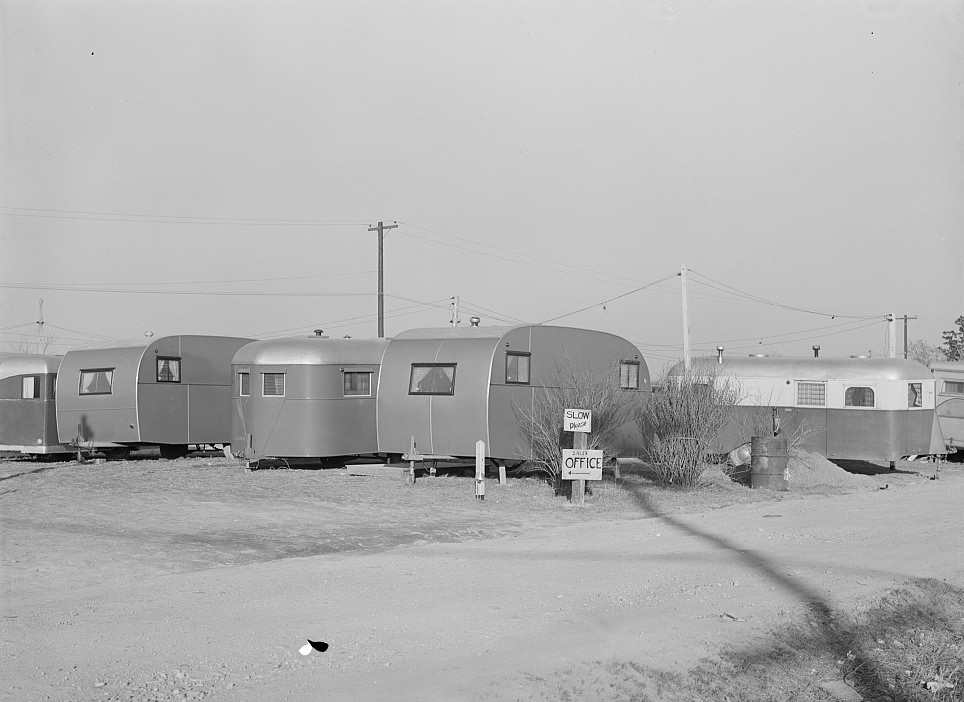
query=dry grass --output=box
[514,579,964,702]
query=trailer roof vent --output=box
[469,316,481,327]
[312,329,329,338]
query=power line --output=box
[0,283,374,298]
[687,269,885,320]
[540,272,678,324]
[0,206,370,227]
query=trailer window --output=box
[344,371,372,397]
[409,364,456,395]
[620,362,640,390]
[156,357,181,383]
[238,372,250,397]
[506,353,530,384]
[50,374,57,400]
[907,383,922,408]
[262,373,285,397]
[80,369,113,395]
[21,376,40,399]
[796,381,826,407]
[944,380,964,395]
[844,386,875,408]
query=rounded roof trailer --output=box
[686,356,936,383]
[0,353,70,456]
[931,361,964,450]
[230,336,389,461]
[0,353,63,378]
[232,337,388,366]
[56,335,253,453]
[376,325,649,461]
[666,355,944,461]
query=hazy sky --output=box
[2,0,961,371]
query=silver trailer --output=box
[931,361,964,452]
[665,355,946,463]
[230,336,389,462]
[0,353,71,456]
[376,325,649,461]
[56,335,253,459]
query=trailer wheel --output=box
[159,444,189,460]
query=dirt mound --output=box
[788,450,877,490]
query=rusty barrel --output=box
[750,435,788,491]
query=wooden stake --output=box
[573,432,586,506]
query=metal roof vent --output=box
[312,329,329,338]
[716,346,724,364]
[469,316,481,327]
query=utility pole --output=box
[37,299,44,340]
[451,296,461,327]
[368,221,397,338]
[900,314,918,359]
[886,313,897,358]
[680,264,691,371]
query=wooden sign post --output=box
[562,409,602,505]
[475,440,485,500]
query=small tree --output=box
[12,333,57,355]
[941,316,964,361]
[515,360,641,492]
[641,365,739,488]
[907,339,946,367]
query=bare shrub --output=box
[736,401,821,457]
[515,360,641,491]
[642,365,739,487]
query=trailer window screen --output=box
[344,371,372,396]
[905,382,921,408]
[80,369,113,395]
[156,357,181,383]
[21,376,40,399]
[506,353,530,384]
[844,386,875,408]
[944,380,964,395]
[796,381,826,406]
[409,364,456,395]
[262,373,285,396]
[238,372,250,396]
[620,362,640,390]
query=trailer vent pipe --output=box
[716,346,724,364]
[812,345,820,358]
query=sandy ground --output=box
[1,454,962,702]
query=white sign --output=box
[563,408,592,433]
[561,449,603,480]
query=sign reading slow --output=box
[563,408,592,433]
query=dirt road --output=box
[2,457,961,701]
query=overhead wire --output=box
[687,269,886,320]
[540,272,678,324]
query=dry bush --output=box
[642,365,739,487]
[736,400,821,457]
[515,360,641,491]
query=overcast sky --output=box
[2,0,961,371]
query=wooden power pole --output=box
[368,221,397,338]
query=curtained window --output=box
[409,364,456,395]
[80,369,114,395]
[156,357,181,383]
